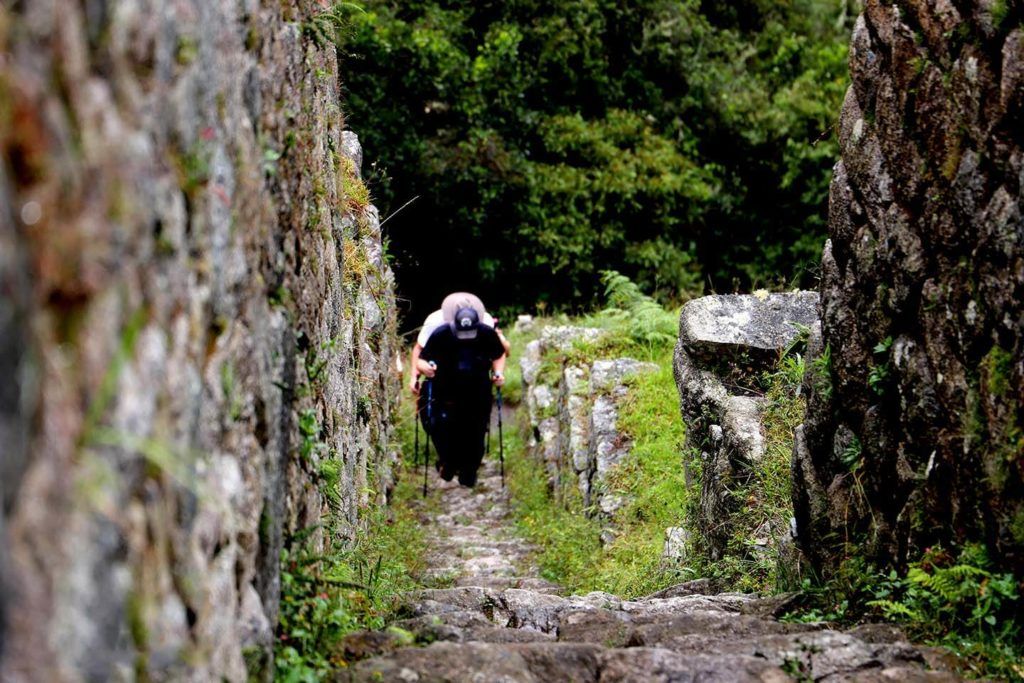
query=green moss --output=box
[1008,507,1024,545]
[982,345,1013,398]
[268,284,292,309]
[244,27,260,52]
[319,457,342,510]
[171,142,210,196]
[81,307,148,443]
[126,590,148,649]
[991,0,1010,29]
[175,36,198,66]
[220,362,243,421]
[941,133,964,181]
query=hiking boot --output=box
[438,461,456,482]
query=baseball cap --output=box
[453,306,480,340]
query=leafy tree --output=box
[339,0,853,319]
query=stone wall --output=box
[794,0,1024,577]
[673,293,818,560]
[520,326,656,544]
[0,2,398,680]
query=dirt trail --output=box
[339,454,960,682]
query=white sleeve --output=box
[481,312,495,327]
[417,310,445,347]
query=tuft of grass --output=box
[504,415,604,590]
[338,154,372,212]
[302,2,364,49]
[692,350,806,593]
[505,345,696,598]
[342,237,371,288]
[595,352,695,596]
[500,282,695,598]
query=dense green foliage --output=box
[340,0,853,317]
[789,545,1024,680]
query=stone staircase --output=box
[334,458,960,682]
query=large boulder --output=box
[795,1,1024,578]
[679,292,820,354]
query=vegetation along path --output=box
[338,422,962,682]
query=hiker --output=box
[409,292,509,395]
[417,306,506,487]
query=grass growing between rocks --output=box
[504,273,700,598]
[274,395,433,681]
[504,273,809,598]
[506,360,693,600]
[595,351,695,597]
[692,351,807,594]
[504,416,606,592]
[274,469,427,681]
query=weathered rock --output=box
[362,582,957,682]
[515,314,537,334]
[347,642,604,682]
[0,3,398,680]
[662,527,691,561]
[674,292,818,558]
[679,293,820,356]
[796,0,1024,578]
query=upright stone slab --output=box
[674,293,818,559]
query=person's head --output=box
[442,292,485,325]
[452,306,480,340]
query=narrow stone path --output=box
[339,438,962,682]
[418,457,560,595]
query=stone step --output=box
[345,639,960,682]
[345,619,960,683]
[453,576,562,594]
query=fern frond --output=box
[868,598,922,622]
[600,270,676,345]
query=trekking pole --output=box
[423,379,432,498]
[486,410,492,456]
[496,386,505,488]
[414,386,420,469]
